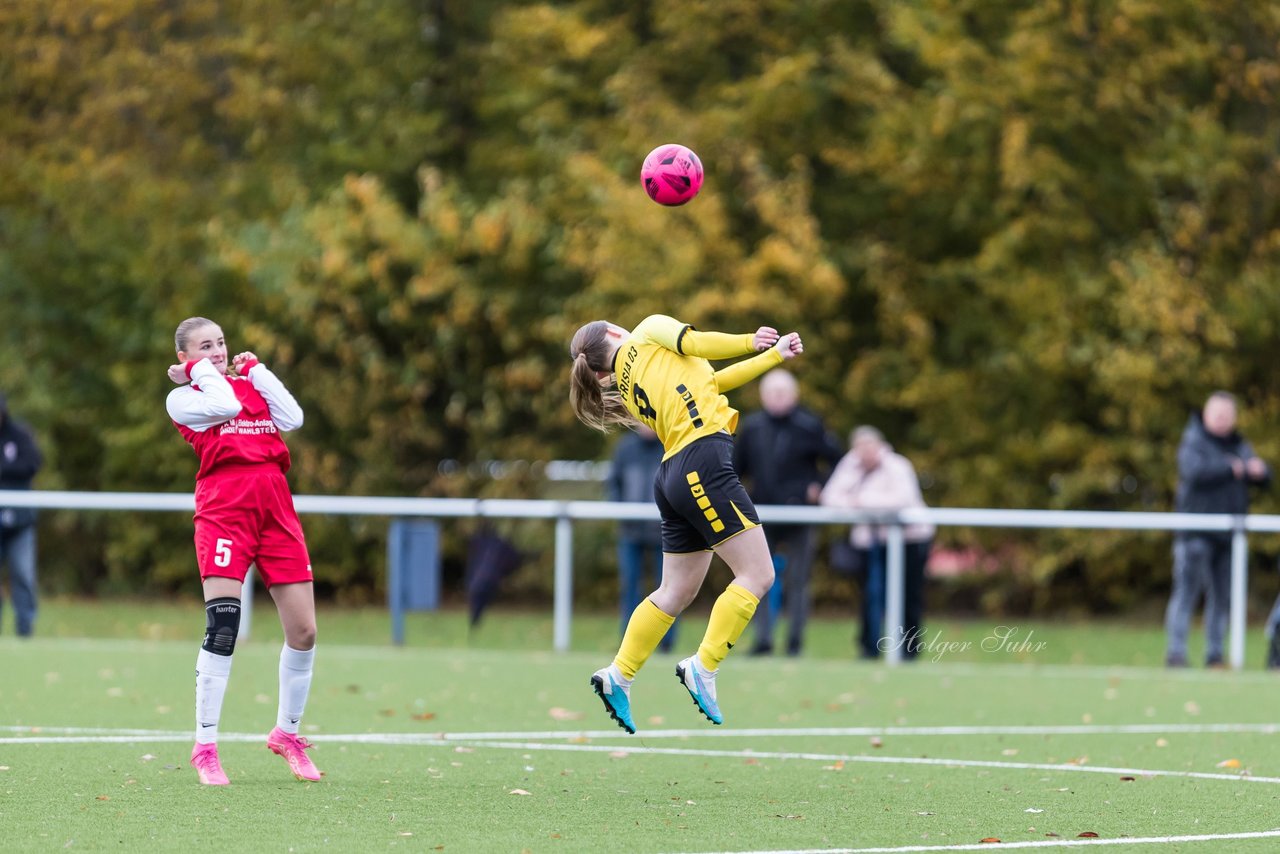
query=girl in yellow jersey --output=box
[569,315,803,732]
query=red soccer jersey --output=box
[167,358,304,481]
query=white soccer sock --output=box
[195,648,233,745]
[607,662,633,686]
[276,644,315,734]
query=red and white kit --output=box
[167,358,312,587]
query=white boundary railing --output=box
[0,490,1269,668]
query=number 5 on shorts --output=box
[214,538,233,568]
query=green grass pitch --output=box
[2,601,1279,853]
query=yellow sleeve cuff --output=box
[713,348,785,393]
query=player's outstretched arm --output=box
[713,332,804,392]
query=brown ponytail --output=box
[569,321,636,432]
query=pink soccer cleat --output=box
[267,727,322,781]
[190,742,230,786]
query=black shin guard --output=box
[202,597,242,656]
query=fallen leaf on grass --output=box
[609,751,628,759]
[398,832,413,837]
[1025,808,1043,814]
[869,736,883,748]
[1155,738,1169,748]
[1119,776,1135,782]
[1002,748,1018,756]
[411,712,436,721]
[822,761,845,771]
[647,716,665,725]
[1216,758,1242,769]
[548,707,584,722]
[775,814,804,820]
[916,811,935,816]
[95,796,110,801]
[454,747,474,754]
[980,838,1001,844]
[379,709,396,717]
[140,755,156,762]
[744,758,760,765]
[1078,832,1099,838]
[1064,756,1089,766]
[509,789,531,796]
[1183,701,1201,715]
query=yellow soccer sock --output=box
[613,598,677,680]
[697,583,759,672]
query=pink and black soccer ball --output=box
[640,144,704,206]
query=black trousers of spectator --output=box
[858,539,931,659]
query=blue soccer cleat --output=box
[590,666,636,734]
[676,655,723,725]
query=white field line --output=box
[430,723,1280,740]
[670,828,1280,853]
[6,722,1280,742]
[2,728,1275,785]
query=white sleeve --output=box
[247,363,304,431]
[165,359,242,432]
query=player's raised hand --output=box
[773,332,804,360]
[753,326,780,351]
[232,351,259,375]
[167,362,190,384]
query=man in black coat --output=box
[1165,391,1270,667]
[0,392,44,636]
[734,369,844,656]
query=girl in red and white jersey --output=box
[166,316,321,786]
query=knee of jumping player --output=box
[202,597,242,657]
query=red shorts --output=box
[193,465,312,588]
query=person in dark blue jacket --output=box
[608,426,676,652]
[0,392,44,637]
[1165,392,1270,667]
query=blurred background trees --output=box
[3,0,1279,611]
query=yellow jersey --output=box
[612,315,784,460]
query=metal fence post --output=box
[1229,517,1248,670]
[553,511,573,653]
[388,520,405,646]
[884,523,905,666]
[239,567,254,641]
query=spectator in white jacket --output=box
[820,427,934,659]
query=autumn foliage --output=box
[3,1,1279,608]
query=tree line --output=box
[2,0,1279,612]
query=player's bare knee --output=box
[203,597,241,657]
[289,623,317,650]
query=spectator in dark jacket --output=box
[608,426,676,652]
[0,392,44,637]
[733,369,844,656]
[1165,392,1270,668]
